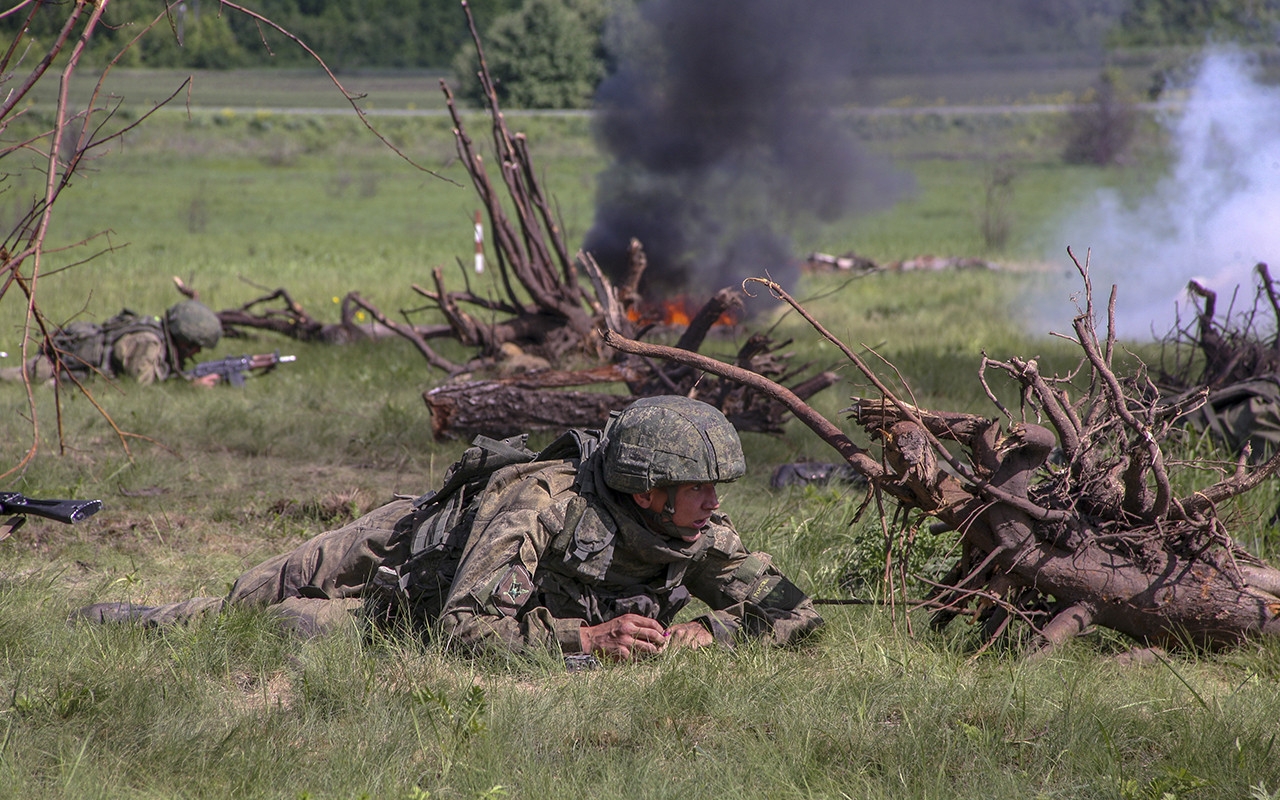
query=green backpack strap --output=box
[405,429,604,558]
[412,434,537,510]
[406,434,538,556]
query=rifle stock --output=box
[0,492,102,540]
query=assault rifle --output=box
[185,350,297,387]
[0,492,102,541]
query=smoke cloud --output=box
[584,0,908,306]
[1039,49,1280,341]
[584,0,1121,308]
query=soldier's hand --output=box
[580,614,668,661]
[193,373,220,388]
[664,621,713,649]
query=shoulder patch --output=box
[490,564,536,617]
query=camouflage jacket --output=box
[413,453,823,655]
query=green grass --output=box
[3,70,1279,799]
[2,109,599,333]
[2,580,1278,800]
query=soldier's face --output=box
[632,482,720,542]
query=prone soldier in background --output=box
[75,396,825,664]
[0,300,223,387]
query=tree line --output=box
[4,0,1277,108]
[8,0,521,70]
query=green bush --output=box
[1062,69,1139,166]
[1109,0,1280,46]
[452,0,609,109]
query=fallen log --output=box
[423,365,645,439]
[1157,263,1280,466]
[179,281,451,346]
[423,354,838,441]
[1161,263,1280,392]
[803,252,998,274]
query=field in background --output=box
[3,69,1278,799]
[2,102,1156,328]
[21,56,1139,112]
[21,68,456,113]
[4,59,1181,332]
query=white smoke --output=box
[1043,49,1280,341]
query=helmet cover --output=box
[165,300,222,349]
[602,395,746,494]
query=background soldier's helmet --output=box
[602,395,746,493]
[164,300,222,349]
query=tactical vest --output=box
[370,429,608,621]
[43,309,164,378]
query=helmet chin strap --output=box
[637,500,690,542]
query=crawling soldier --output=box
[76,396,823,662]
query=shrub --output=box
[452,0,609,109]
[1062,69,1138,166]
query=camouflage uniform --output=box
[80,397,823,656]
[0,300,221,386]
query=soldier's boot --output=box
[69,596,225,627]
[70,602,158,624]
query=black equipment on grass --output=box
[0,492,103,540]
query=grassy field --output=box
[19,53,1168,114]
[2,69,1279,800]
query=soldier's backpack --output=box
[369,428,601,622]
[403,429,598,559]
[43,309,163,378]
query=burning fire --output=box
[626,296,739,327]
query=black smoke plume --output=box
[584,0,1120,308]
[584,0,909,306]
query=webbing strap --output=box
[471,434,539,465]
[410,490,464,555]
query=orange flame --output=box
[625,296,737,327]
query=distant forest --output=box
[5,0,1278,72]
[7,0,522,70]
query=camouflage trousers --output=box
[117,499,417,635]
[0,355,56,385]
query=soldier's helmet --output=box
[602,395,746,494]
[164,300,222,349]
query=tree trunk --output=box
[424,380,634,440]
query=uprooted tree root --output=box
[603,253,1280,657]
[1160,262,1280,392]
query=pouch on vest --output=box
[548,496,616,582]
[44,321,105,376]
